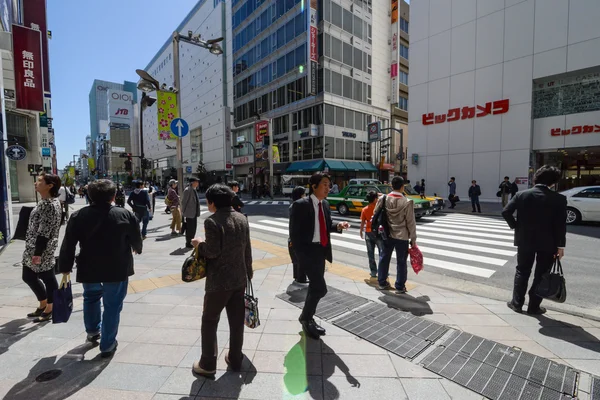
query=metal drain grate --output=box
[276,286,370,320]
[592,376,600,400]
[422,332,579,400]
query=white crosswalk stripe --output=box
[249,213,518,279]
[244,200,289,205]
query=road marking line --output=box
[425,221,512,233]
[433,215,507,224]
[256,220,509,266]
[417,231,515,248]
[421,217,509,229]
[417,225,514,240]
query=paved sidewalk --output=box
[0,200,598,399]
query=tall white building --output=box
[408,0,600,201]
[140,0,232,183]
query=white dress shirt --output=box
[310,194,323,243]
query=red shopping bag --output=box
[408,245,423,274]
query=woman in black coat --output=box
[289,186,307,284]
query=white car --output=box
[560,186,600,224]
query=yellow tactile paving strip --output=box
[127,239,415,294]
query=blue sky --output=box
[49,0,200,168]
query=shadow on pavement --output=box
[155,234,178,242]
[536,315,600,354]
[0,318,47,357]
[191,358,256,399]
[145,224,171,234]
[379,293,433,316]
[284,336,359,399]
[567,222,600,239]
[3,342,110,400]
[170,247,194,256]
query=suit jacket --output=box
[289,197,340,263]
[197,208,252,292]
[502,185,567,252]
[59,204,143,283]
[181,186,200,218]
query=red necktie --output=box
[318,202,328,247]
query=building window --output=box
[331,2,342,28]
[399,71,408,85]
[343,42,353,66]
[331,71,342,96]
[400,44,409,59]
[398,96,408,110]
[400,18,409,34]
[343,8,353,33]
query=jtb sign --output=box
[12,25,44,112]
[422,99,509,125]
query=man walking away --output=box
[469,180,482,213]
[448,177,457,209]
[59,179,143,358]
[511,180,519,199]
[502,166,566,315]
[499,176,512,207]
[360,191,382,281]
[374,177,417,293]
[289,173,349,339]
[228,181,244,213]
[127,181,152,239]
[182,177,201,248]
[57,184,72,225]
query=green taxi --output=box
[403,185,445,213]
[327,184,433,218]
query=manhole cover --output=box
[35,369,62,382]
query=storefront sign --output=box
[390,4,399,105]
[23,0,50,92]
[550,125,600,136]
[255,120,268,143]
[234,155,253,165]
[514,177,528,185]
[368,121,380,142]
[422,99,509,125]
[342,131,356,138]
[12,25,44,112]
[391,0,398,23]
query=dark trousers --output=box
[200,287,246,371]
[378,238,409,290]
[299,244,327,322]
[22,266,58,304]
[512,249,555,311]
[185,217,198,246]
[288,239,306,282]
[471,196,481,212]
[448,195,457,208]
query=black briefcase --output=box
[536,258,567,303]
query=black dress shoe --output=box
[300,320,321,340]
[506,301,523,313]
[527,307,547,315]
[311,319,326,335]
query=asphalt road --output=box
[230,199,600,313]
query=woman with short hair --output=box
[22,173,63,322]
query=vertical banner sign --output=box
[307,0,318,95]
[22,0,50,92]
[156,90,179,140]
[272,145,280,163]
[255,120,268,144]
[12,25,44,112]
[390,0,399,105]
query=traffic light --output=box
[124,159,132,171]
[232,144,244,149]
[141,158,151,170]
[119,152,132,158]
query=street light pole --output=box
[140,97,145,182]
[172,32,184,188]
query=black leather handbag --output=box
[536,258,567,303]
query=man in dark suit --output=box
[502,165,566,315]
[289,172,349,339]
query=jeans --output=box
[200,287,246,371]
[471,196,481,212]
[512,249,554,311]
[365,232,382,277]
[378,238,409,290]
[83,280,128,353]
[135,211,149,237]
[22,266,58,303]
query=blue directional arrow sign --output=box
[170,118,189,138]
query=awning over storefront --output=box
[286,159,325,173]
[360,162,379,172]
[323,159,347,171]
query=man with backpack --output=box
[372,177,417,293]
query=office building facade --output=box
[408,0,600,201]
[231,0,392,188]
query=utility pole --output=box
[172,32,184,188]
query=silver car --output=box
[560,186,600,224]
